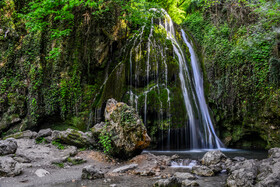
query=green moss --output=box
[53,163,64,168]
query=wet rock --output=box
[201,150,227,166]
[232,157,246,162]
[0,138,17,155]
[36,128,52,139]
[268,147,280,158]
[81,165,105,180]
[4,130,37,139]
[0,156,22,177]
[35,169,50,177]
[153,177,181,187]
[112,164,138,173]
[95,99,151,159]
[52,129,96,148]
[226,159,258,187]
[171,154,180,160]
[182,179,199,186]
[174,172,196,180]
[192,165,214,177]
[209,164,223,174]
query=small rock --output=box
[112,164,138,173]
[154,177,181,187]
[232,157,246,162]
[0,138,18,155]
[192,165,214,177]
[268,147,280,158]
[171,154,180,160]
[35,169,50,177]
[67,156,86,165]
[0,156,22,177]
[201,150,227,166]
[81,165,104,180]
[36,128,52,139]
[182,179,199,186]
[174,172,196,180]
[104,178,112,183]
[91,122,106,137]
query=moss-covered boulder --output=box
[52,129,96,148]
[94,98,151,159]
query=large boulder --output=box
[0,138,17,155]
[0,156,22,177]
[201,150,227,166]
[226,159,258,187]
[256,148,280,186]
[52,129,96,148]
[93,99,151,159]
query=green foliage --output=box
[35,137,46,144]
[98,128,112,154]
[52,140,65,150]
[183,0,280,148]
[67,157,85,165]
[54,162,64,168]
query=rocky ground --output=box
[0,129,279,187]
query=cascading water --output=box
[104,8,224,150]
[157,9,224,149]
[181,30,224,149]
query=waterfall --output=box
[123,8,224,150]
[157,9,224,149]
[181,30,224,149]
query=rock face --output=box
[0,156,22,177]
[0,138,18,155]
[52,129,96,148]
[201,150,227,166]
[93,99,151,159]
[81,165,105,180]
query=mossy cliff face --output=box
[0,0,127,135]
[96,24,194,147]
[183,0,280,149]
[0,0,191,148]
